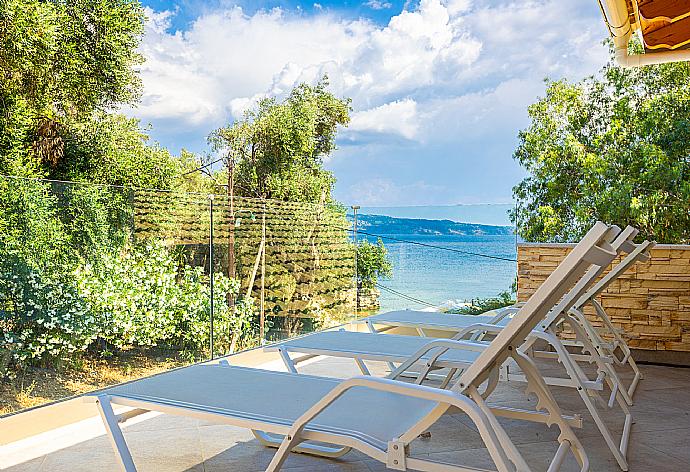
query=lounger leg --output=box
[265,432,305,471]
[569,309,634,407]
[544,326,630,471]
[467,384,531,472]
[355,357,371,375]
[252,430,351,458]
[278,348,298,374]
[96,395,137,472]
[591,300,643,399]
[510,349,590,472]
[366,320,401,373]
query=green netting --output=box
[132,190,356,337]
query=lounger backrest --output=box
[535,225,638,330]
[576,239,656,307]
[454,222,618,391]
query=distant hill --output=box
[349,203,513,227]
[350,214,513,236]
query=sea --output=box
[358,232,518,313]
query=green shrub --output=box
[75,241,255,356]
[0,178,71,270]
[174,267,255,355]
[75,242,181,348]
[446,291,515,316]
[356,238,392,289]
[0,255,98,378]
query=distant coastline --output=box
[349,203,514,227]
[349,214,513,236]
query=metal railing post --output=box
[209,194,215,360]
[351,205,360,314]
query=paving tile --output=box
[5,363,690,472]
[636,427,690,463]
[407,414,487,454]
[124,425,204,470]
[3,456,46,472]
[124,412,198,433]
[38,436,121,472]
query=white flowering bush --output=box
[0,179,260,380]
[75,241,256,356]
[0,256,98,378]
[76,242,182,348]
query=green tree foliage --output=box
[356,239,392,289]
[512,48,690,243]
[0,0,147,176]
[210,76,351,202]
[0,1,249,378]
[58,114,184,188]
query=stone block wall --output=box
[517,244,690,353]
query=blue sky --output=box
[131,0,610,206]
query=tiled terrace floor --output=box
[4,357,690,472]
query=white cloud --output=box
[365,1,393,10]
[132,0,611,204]
[134,0,483,135]
[443,0,471,15]
[349,99,419,139]
[134,0,606,134]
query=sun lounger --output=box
[361,233,653,406]
[88,221,616,472]
[565,239,655,402]
[268,226,643,470]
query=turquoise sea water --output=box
[359,233,518,313]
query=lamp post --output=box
[351,205,360,313]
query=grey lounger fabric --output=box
[269,330,482,368]
[103,363,437,451]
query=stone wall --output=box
[517,244,690,356]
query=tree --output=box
[356,239,392,289]
[511,46,690,244]
[58,113,183,189]
[0,0,145,176]
[210,76,351,203]
[209,77,351,284]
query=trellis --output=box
[133,190,356,337]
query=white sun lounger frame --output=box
[88,222,616,472]
[565,239,655,402]
[271,226,642,471]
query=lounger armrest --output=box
[389,338,491,381]
[495,305,521,316]
[452,323,506,340]
[431,338,488,351]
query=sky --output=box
[131,0,611,206]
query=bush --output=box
[174,267,255,355]
[356,238,392,289]
[446,291,515,316]
[0,255,98,378]
[75,241,255,355]
[75,242,183,348]
[0,180,259,377]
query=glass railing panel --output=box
[211,196,356,345]
[1,173,516,417]
[346,207,519,314]
[0,177,211,415]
